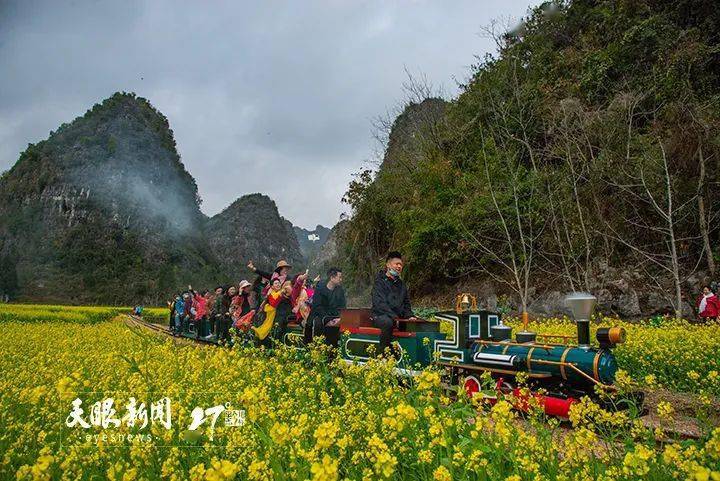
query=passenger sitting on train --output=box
[273,280,295,344]
[253,278,283,345]
[218,286,236,343]
[239,279,255,315]
[251,276,267,310]
[182,292,195,334]
[208,286,226,341]
[173,294,186,336]
[247,259,293,297]
[167,295,178,331]
[230,280,253,327]
[291,272,312,325]
[371,251,416,357]
[189,286,210,338]
[305,267,346,347]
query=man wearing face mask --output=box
[371,251,416,357]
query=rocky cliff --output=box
[0,92,225,304]
[206,194,304,281]
[294,225,330,262]
[379,97,447,174]
[309,220,347,275]
[0,92,304,304]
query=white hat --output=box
[275,260,292,270]
[238,280,252,289]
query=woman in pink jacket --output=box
[191,286,211,338]
[291,272,321,326]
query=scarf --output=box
[699,293,713,314]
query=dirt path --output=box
[640,388,720,439]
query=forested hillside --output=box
[206,193,305,281]
[339,0,720,317]
[0,93,306,304]
[0,93,222,304]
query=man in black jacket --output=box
[305,267,346,346]
[371,251,416,356]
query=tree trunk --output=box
[670,226,683,320]
[661,143,683,319]
[697,146,716,275]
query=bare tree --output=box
[453,43,547,316]
[601,139,697,319]
[459,127,544,315]
[696,144,715,276]
[538,98,599,292]
[687,102,719,276]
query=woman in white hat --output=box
[247,259,293,298]
[230,279,254,327]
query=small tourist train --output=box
[161,292,633,418]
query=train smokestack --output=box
[565,292,596,349]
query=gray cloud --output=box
[0,0,539,228]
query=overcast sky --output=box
[1,0,540,229]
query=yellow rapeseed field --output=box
[0,304,719,481]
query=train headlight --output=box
[596,327,626,348]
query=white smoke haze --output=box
[0,0,542,228]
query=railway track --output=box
[124,314,219,346]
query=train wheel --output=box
[463,375,481,398]
[495,378,515,394]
